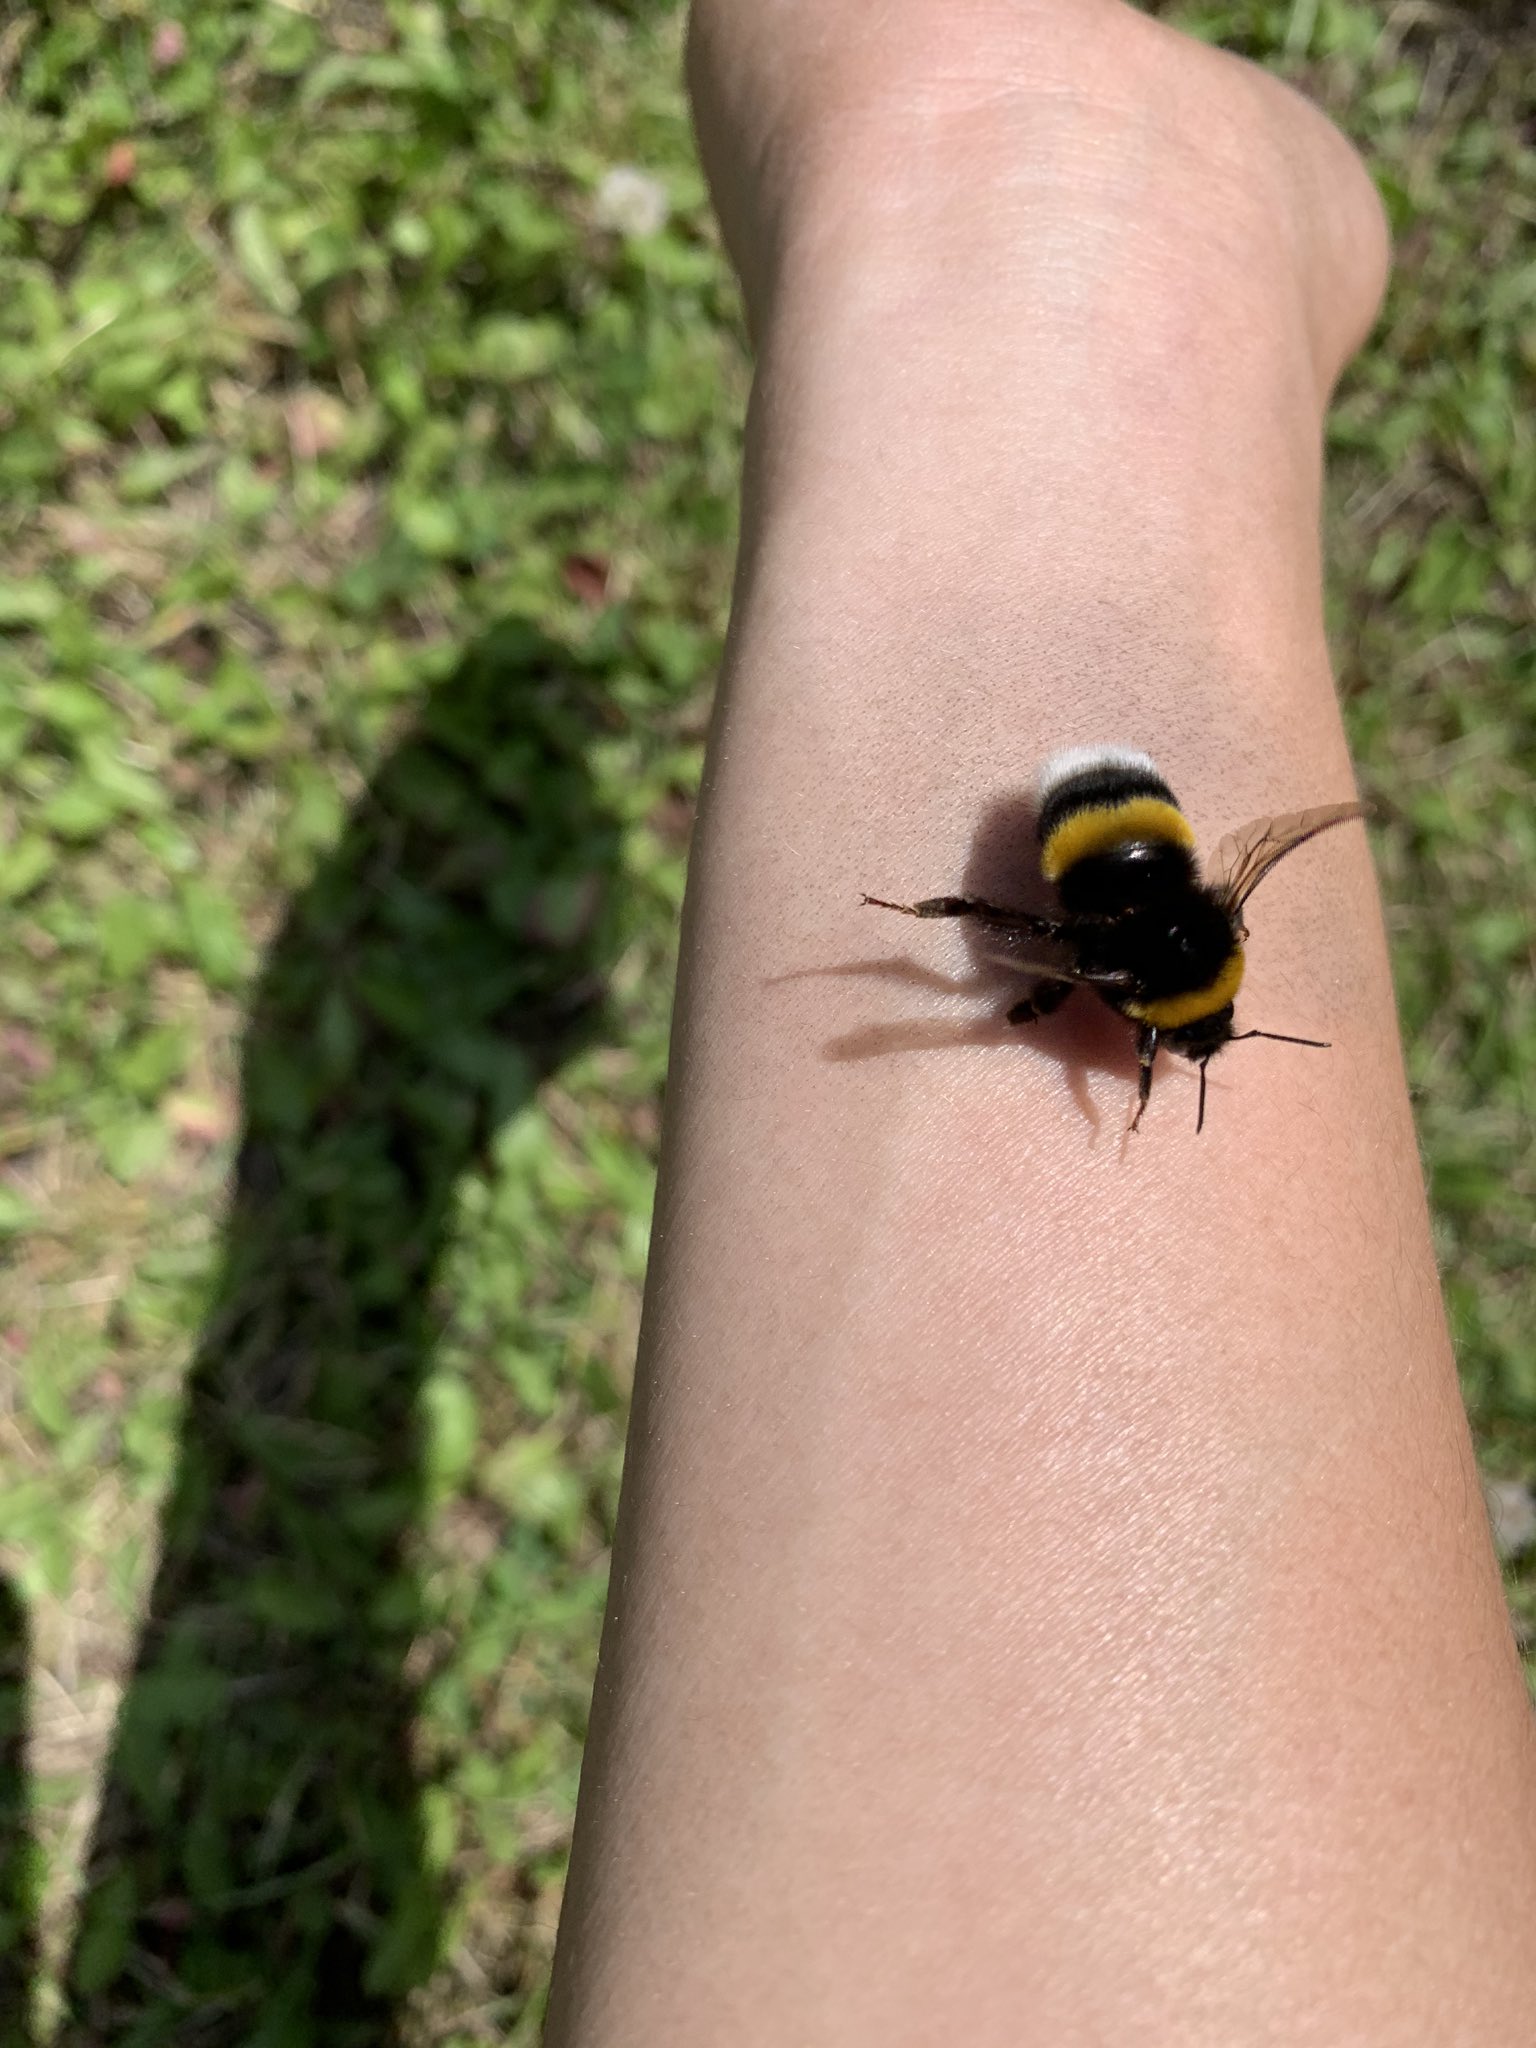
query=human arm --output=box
[546,6,1536,2040]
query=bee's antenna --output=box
[1196,1059,1210,1135]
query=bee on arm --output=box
[864,745,1367,1133]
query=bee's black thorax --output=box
[1055,841,1196,916]
[1079,890,1238,998]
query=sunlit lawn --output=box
[0,2,1531,2039]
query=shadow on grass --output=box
[59,621,621,2046]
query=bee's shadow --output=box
[775,788,1186,1136]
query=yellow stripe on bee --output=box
[1123,948,1246,1030]
[1040,798,1196,882]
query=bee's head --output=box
[1165,1006,1236,1063]
[1166,1008,1332,1133]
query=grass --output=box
[0,0,1532,2040]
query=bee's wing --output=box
[977,924,1134,991]
[1207,801,1368,916]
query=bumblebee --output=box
[863,745,1366,1132]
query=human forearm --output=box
[547,10,1536,2042]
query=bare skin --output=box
[545,5,1536,2042]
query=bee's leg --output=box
[862,894,1058,935]
[1007,978,1072,1026]
[1128,1023,1160,1132]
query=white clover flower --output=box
[593,166,670,239]
[1486,1476,1536,1559]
